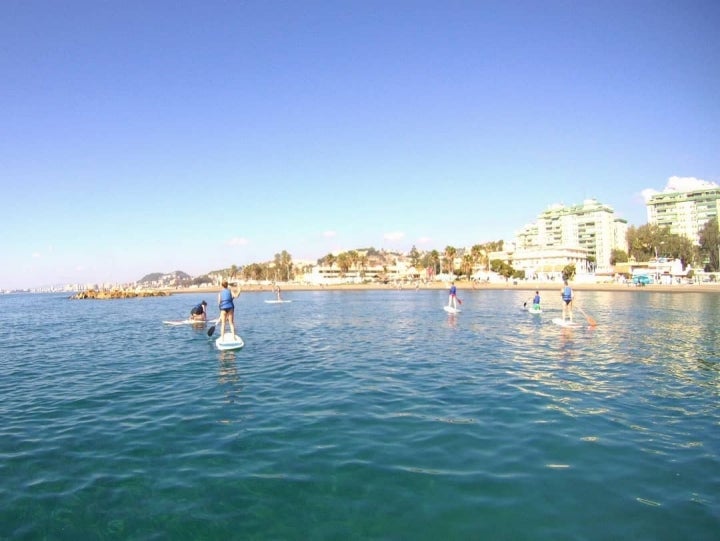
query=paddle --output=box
[576,306,597,327]
[207,317,221,337]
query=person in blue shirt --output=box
[189,300,207,321]
[217,281,240,339]
[561,280,573,321]
[448,282,458,309]
[532,291,541,310]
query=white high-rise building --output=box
[516,199,628,272]
[646,187,720,244]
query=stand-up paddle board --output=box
[264,300,292,304]
[163,319,209,326]
[215,333,245,351]
[526,307,542,314]
[444,306,461,314]
[552,318,579,328]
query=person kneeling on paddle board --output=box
[190,300,207,321]
[561,280,573,322]
[532,291,541,310]
[218,281,240,339]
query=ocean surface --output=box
[1,288,719,540]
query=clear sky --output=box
[2,0,719,289]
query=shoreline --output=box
[165,281,720,295]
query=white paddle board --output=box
[552,318,578,328]
[444,306,461,314]
[264,300,292,304]
[215,333,245,351]
[163,319,208,326]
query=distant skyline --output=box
[2,1,718,290]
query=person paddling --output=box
[217,281,240,340]
[561,280,573,322]
[448,282,458,310]
[532,291,541,311]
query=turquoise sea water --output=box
[1,289,719,540]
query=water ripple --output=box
[0,290,718,539]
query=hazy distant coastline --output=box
[167,281,720,295]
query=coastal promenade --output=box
[168,280,720,295]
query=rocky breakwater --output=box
[70,289,170,300]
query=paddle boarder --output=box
[448,282,458,310]
[561,280,573,322]
[189,300,207,321]
[218,281,240,339]
[532,291,541,310]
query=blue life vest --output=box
[562,286,572,301]
[219,288,234,310]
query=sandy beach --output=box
[169,280,720,295]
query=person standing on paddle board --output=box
[561,280,573,321]
[448,282,458,309]
[218,281,240,339]
[532,291,541,310]
[189,300,207,321]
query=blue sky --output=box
[2,0,719,289]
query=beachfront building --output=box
[487,246,589,281]
[646,186,720,244]
[514,199,628,275]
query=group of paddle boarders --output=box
[526,282,574,321]
[451,280,576,323]
[187,281,241,337]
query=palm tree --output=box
[443,246,457,275]
[409,245,421,268]
[461,254,473,279]
[320,253,336,269]
[348,250,359,277]
[358,254,368,279]
[336,252,351,276]
[470,245,482,267]
[274,250,293,281]
[430,250,441,278]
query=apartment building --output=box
[515,199,628,273]
[646,187,720,244]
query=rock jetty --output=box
[70,289,170,300]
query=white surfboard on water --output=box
[264,300,292,304]
[163,319,208,326]
[444,306,461,314]
[215,333,245,351]
[552,318,579,327]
